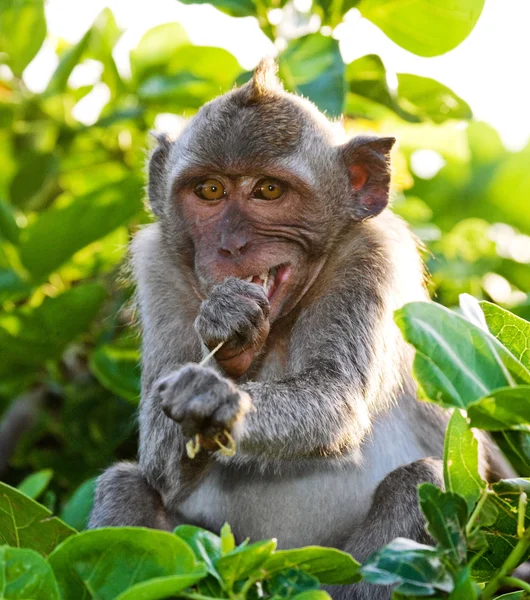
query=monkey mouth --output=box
[243,263,291,300]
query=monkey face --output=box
[173,169,329,322]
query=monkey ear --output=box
[148,132,172,218]
[340,136,395,220]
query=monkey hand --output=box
[195,277,270,378]
[157,364,252,450]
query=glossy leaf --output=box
[361,538,453,595]
[0,0,46,75]
[397,74,472,124]
[357,0,485,57]
[115,573,208,600]
[480,301,530,370]
[443,410,485,512]
[60,478,97,531]
[174,525,222,579]
[89,344,140,403]
[0,482,75,556]
[19,177,142,280]
[395,301,530,409]
[262,546,361,585]
[17,469,53,500]
[216,539,276,589]
[346,56,472,124]
[418,483,468,563]
[48,528,206,600]
[279,34,345,117]
[467,386,530,431]
[0,546,60,599]
[265,568,319,598]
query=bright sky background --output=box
[25,0,530,151]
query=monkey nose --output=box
[218,236,248,258]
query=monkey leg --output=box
[88,461,171,530]
[329,458,443,600]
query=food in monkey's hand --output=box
[186,430,236,459]
[184,340,237,459]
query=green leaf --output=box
[262,547,361,585]
[467,386,530,431]
[0,546,60,599]
[480,301,530,371]
[443,410,485,512]
[114,573,208,600]
[88,9,124,98]
[279,34,345,117]
[138,73,220,109]
[216,539,276,589]
[176,0,256,18]
[48,528,206,600]
[346,54,394,112]
[59,478,97,531]
[130,23,189,83]
[345,56,472,124]
[174,525,222,579]
[418,483,468,563]
[168,46,242,89]
[472,478,530,579]
[0,201,20,245]
[394,301,530,410]
[494,593,526,599]
[360,538,453,595]
[292,592,332,600]
[45,29,93,97]
[9,152,57,209]
[397,74,472,124]
[17,469,53,500]
[0,269,29,303]
[0,283,106,378]
[19,177,142,280]
[0,481,75,556]
[447,565,479,599]
[357,0,485,57]
[89,344,140,403]
[265,568,319,598]
[220,523,236,555]
[0,0,46,75]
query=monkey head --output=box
[148,58,395,330]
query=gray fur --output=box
[89,61,501,600]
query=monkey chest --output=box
[175,416,426,548]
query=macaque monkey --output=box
[89,60,504,599]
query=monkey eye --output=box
[252,178,284,200]
[194,178,226,201]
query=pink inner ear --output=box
[349,164,368,191]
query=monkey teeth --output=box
[245,266,279,299]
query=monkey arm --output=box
[236,285,410,459]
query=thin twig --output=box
[199,341,225,367]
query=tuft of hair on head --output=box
[241,57,283,104]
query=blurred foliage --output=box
[0,0,528,531]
